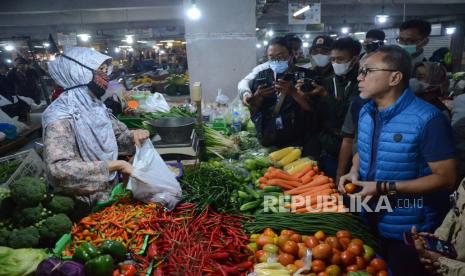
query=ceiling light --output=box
[256,43,262,49]
[293,5,310,17]
[160,50,166,54]
[304,34,310,39]
[341,27,349,34]
[160,40,175,43]
[446,27,456,35]
[104,50,108,54]
[137,40,148,44]
[5,59,12,64]
[186,2,201,20]
[4,45,14,51]
[114,47,121,53]
[128,47,134,52]
[77,33,91,42]
[43,42,50,48]
[330,34,338,38]
[303,42,310,48]
[256,27,260,31]
[182,42,187,45]
[263,40,269,46]
[359,40,364,43]
[125,35,134,44]
[375,14,389,24]
[267,30,274,37]
[167,42,173,48]
[354,32,366,36]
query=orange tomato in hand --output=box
[344,183,357,194]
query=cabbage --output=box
[0,246,47,276]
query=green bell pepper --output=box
[100,240,127,261]
[73,242,99,263]
[85,254,115,276]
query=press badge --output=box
[275,116,284,129]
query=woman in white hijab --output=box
[42,47,149,209]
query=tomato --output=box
[312,260,326,273]
[355,256,366,269]
[294,259,305,268]
[338,238,351,250]
[350,238,364,247]
[315,230,327,241]
[250,234,260,242]
[264,228,277,237]
[376,270,389,276]
[347,242,364,256]
[255,250,265,259]
[245,242,258,254]
[258,251,273,263]
[302,235,309,242]
[344,183,357,194]
[298,243,308,258]
[325,264,342,276]
[317,272,329,276]
[305,236,320,249]
[340,250,356,266]
[263,244,279,254]
[256,235,274,247]
[312,244,332,260]
[346,264,359,272]
[366,266,377,274]
[282,240,299,255]
[286,264,298,274]
[278,253,295,266]
[336,230,352,240]
[330,251,342,266]
[325,237,342,250]
[278,236,290,248]
[281,230,295,237]
[290,233,303,243]
[370,258,387,271]
[363,245,375,262]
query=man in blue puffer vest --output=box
[339,45,457,275]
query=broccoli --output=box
[46,195,75,215]
[38,214,72,242]
[0,228,10,245]
[12,204,43,227]
[10,177,46,208]
[0,196,16,219]
[8,226,40,248]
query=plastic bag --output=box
[142,92,170,112]
[0,109,29,134]
[127,140,182,210]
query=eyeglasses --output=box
[358,67,398,77]
[396,37,424,45]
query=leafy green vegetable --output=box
[8,226,40,248]
[0,160,20,184]
[0,246,47,276]
[12,204,43,227]
[10,177,46,208]
[46,195,75,215]
[38,214,72,242]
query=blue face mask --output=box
[398,43,417,55]
[269,60,289,74]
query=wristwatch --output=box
[387,181,397,196]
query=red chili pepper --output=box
[235,261,253,271]
[120,264,137,276]
[112,269,121,276]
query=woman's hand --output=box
[107,160,134,175]
[338,170,359,193]
[132,129,150,147]
[411,226,443,275]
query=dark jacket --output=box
[6,68,41,104]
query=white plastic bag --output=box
[0,109,29,134]
[127,140,182,210]
[143,92,170,112]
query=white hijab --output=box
[42,47,118,181]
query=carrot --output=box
[266,179,296,190]
[285,176,331,195]
[258,177,268,184]
[269,170,300,182]
[300,170,318,183]
[259,183,267,189]
[313,166,319,172]
[264,172,273,179]
[293,165,312,178]
[299,187,335,197]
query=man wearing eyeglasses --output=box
[339,45,457,275]
[397,19,431,66]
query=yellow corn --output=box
[286,161,314,175]
[283,157,310,171]
[269,147,294,161]
[278,149,302,167]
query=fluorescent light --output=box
[330,34,338,38]
[43,42,50,48]
[159,50,166,54]
[355,32,366,35]
[114,47,121,53]
[267,30,274,37]
[125,35,134,44]
[446,27,456,35]
[34,45,44,49]
[77,33,91,42]
[256,27,260,31]
[293,5,310,17]
[128,47,134,52]
[303,42,310,48]
[375,14,389,24]
[182,42,187,45]
[304,34,310,39]
[4,45,14,51]
[263,40,269,46]
[187,3,201,20]
[341,27,349,34]
[137,40,148,44]
[152,45,158,49]
[104,50,108,54]
[167,42,173,48]
[160,40,175,43]
[359,40,364,43]
[256,43,262,49]
[5,59,12,63]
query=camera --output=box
[301,76,322,93]
[255,77,273,88]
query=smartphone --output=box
[403,232,458,259]
[282,72,294,82]
[255,77,272,88]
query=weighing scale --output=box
[152,129,200,163]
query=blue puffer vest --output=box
[358,88,449,240]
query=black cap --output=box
[311,35,334,51]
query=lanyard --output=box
[332,77,352,99]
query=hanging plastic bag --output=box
[143,92,170,112]
[127,140,182,210]
[0,109,29,134]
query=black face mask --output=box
[366,41,384,53]
[60,54,109,99]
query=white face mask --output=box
[409,78,430,94]
[312,54,331,67]
[332,61,351,76]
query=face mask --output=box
[366,41,384,53]
[409,78,429,94]
[398,43,417,55]
[312,54,331,67]
[269,60,289,74]
[332,60,351,76]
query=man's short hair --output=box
[267,37,292,54]
[333,37,362,57]
[14,57,28,65]
[366,29,385,41]
[399,19,432,38]
[284,34,303,49]
[374,45,412,87]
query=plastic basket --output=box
[0,149,44,188]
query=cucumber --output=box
[263,186,282,193]
[245,186,260,199]
[240,200,261,211]
[238,190,250,199]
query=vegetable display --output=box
[0,160,20,184]
[0,246,47,276]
